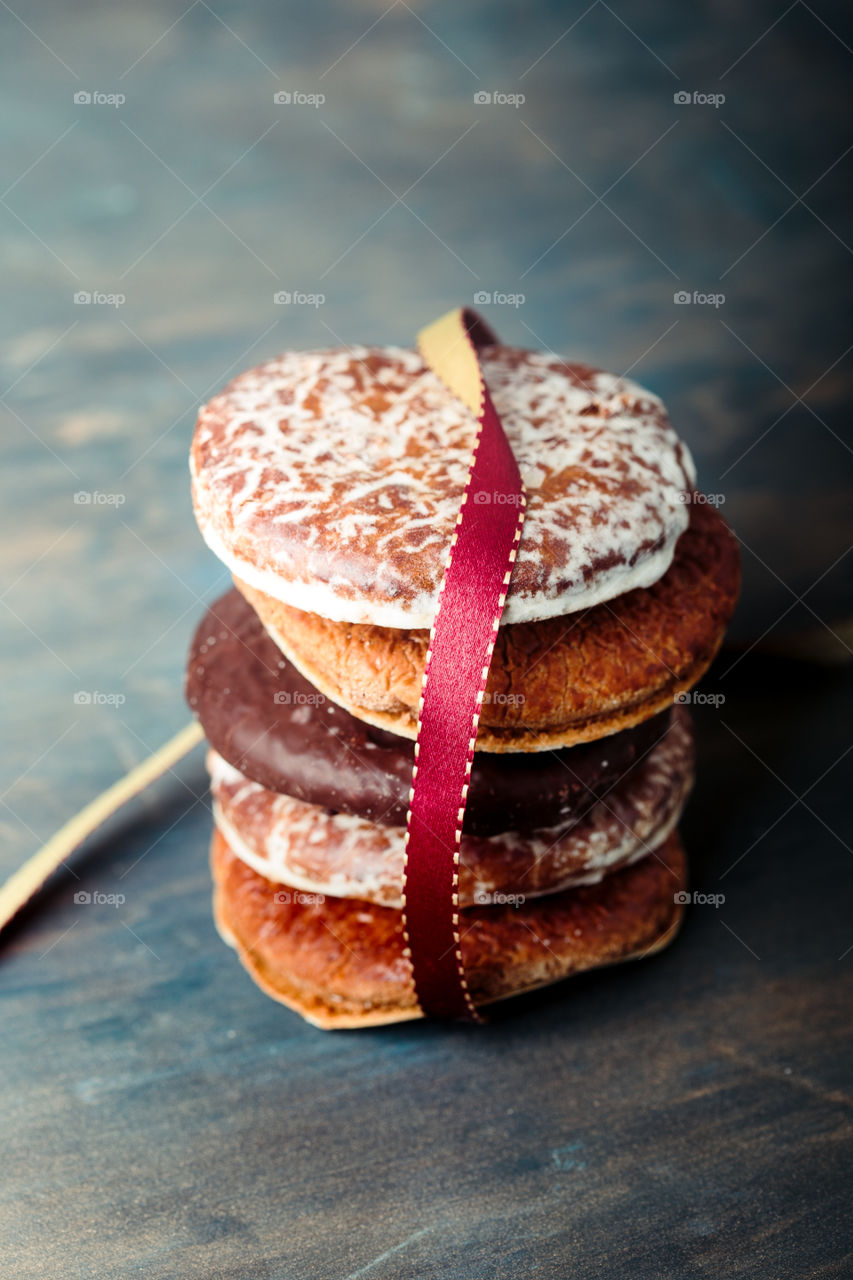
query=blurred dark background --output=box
[2,4,851,1277]
[2,0,851,848]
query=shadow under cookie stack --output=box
[186,336,739,1028]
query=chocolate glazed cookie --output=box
[186,589,672,838]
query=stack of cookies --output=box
[186,342,739,1028]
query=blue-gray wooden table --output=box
[2,3,851,1276]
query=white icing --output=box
[197,513,679,631]
[191,346,696,628]
[208,709,693,907]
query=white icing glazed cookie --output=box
[206,706,694,909]
[191,344,696,628]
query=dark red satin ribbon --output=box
[402,309,526,1021]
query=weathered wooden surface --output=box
[2,2,851,1276]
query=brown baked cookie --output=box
[208,706,693,908]
[211,826,686,1029]
[235,500,739,750]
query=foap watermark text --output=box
[74,291,125,307]
[474,91,525,108]
[675,691,725,708]
[74,691,126,706]
[674,890,725,907]
[74,90,125,108]
[473,291,525,308]
[74,490,125,506]
[273,90,325,108]
[674,91,725,108]
[273,291,325,308]
[674,290,725,308]
[74,890,126,907]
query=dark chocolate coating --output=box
[186,590,671,837]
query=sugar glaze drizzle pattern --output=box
[191,344,696,628]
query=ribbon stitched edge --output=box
[401,307,527,1021]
